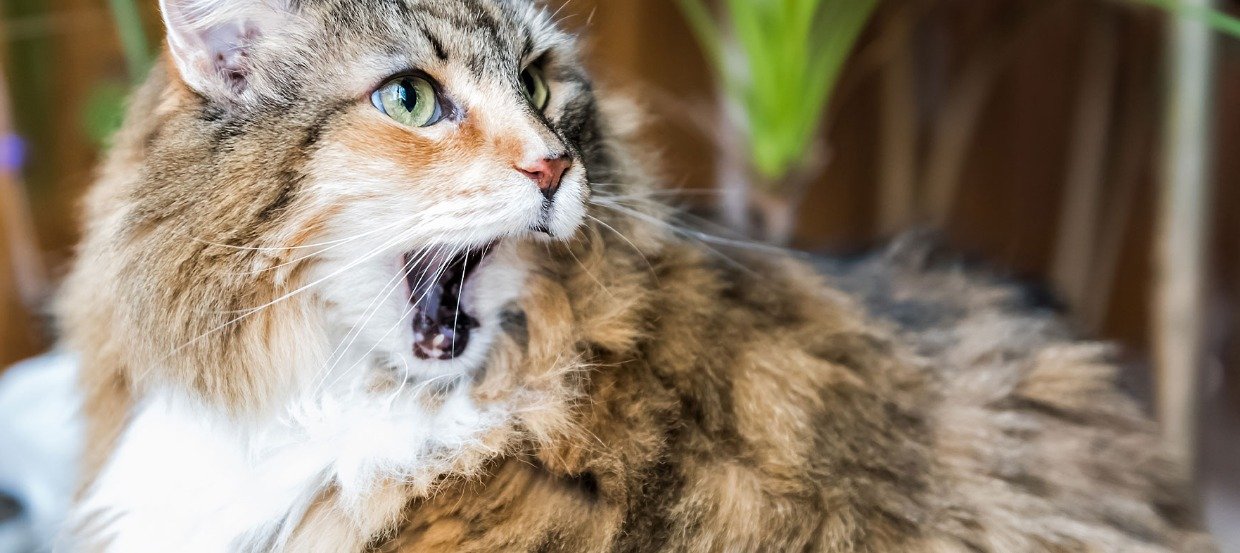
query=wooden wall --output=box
[554,0,1240,364]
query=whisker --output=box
[584,213,659,283]
[559,241,616,299]
[166,223,425,363]
[451,244,467,357]
[593,187,726,199]
[188,218,407,253]
[315,234,451,395]
[313,243,430,395]
[591,198,794,257]
[547,0,571,23]
[384,355,412,405]
[320,233,466,393]
[222,224,405,277]
[589,201,764,278]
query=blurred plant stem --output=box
[107,0,152,81]
[676,0,878,243]
[877,9,916,236]
[1130,0,1240,37]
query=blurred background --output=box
[0,0,1238,547]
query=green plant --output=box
[84,0,153,146]
[676,0,878,186]
[108,0,154,80]
[1131,0,1240,37]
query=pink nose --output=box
[517,154,572,200]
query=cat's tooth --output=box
[433,335,446,347]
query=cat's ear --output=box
[159,0,294,99]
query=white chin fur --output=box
[544,174,589,239]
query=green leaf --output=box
[675,0,878,184]
[675,0,1240,187]
[675,0,727,71]
[82,80,130,146]
[106,0,153,81]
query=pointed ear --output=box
[159,0,293,99]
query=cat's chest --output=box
[73,385,510,553]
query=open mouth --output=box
[406,244,494,361]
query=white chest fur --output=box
[74,381,508,552]
[75,234,536,551]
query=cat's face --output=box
[131,0,603,388]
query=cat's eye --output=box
[520,66,549,110]
[371,76,444,127]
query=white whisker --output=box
[312,245,427,396]
[591,198,795,257]
[315,234,451,395]
[583,213,659,282]
[165,223,425,364]
[188,218,406,253]
[559,241,616,299]
[589,201,764,278]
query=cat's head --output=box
[64,0,646,409]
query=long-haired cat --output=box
[57,0,1214,551]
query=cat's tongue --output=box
[406,249,485,361]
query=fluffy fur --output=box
[58,0,1213,551]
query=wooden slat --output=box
[877,11,917,236]
[1052,10,1117,320]
[1154,0,1218,465]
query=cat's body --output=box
[364,237,1212,553]
[56,0,1212,551]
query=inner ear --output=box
[203,22,262,89]
[160,0,292,98]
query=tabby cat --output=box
[58,0,1214,551]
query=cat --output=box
[53,0,1214,551]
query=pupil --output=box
[521,71,535,97]
[400,79,418,111]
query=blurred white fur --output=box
[0,352,83,553]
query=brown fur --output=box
[355,234,1213,552]
[58,1,1212,550]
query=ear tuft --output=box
[160,0,291,99]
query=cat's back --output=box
[369,235,1214,552]
[816,235,1213,552]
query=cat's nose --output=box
[516,154,572,200]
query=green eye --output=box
[371,76,444,127]
[520,65,549,110]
